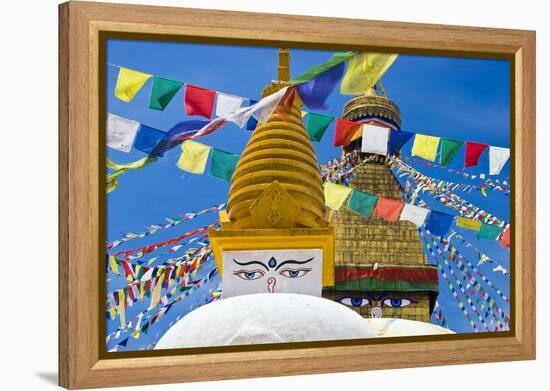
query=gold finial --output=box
[278,48,290,82]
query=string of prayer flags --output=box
[208,148,240,182]
[296,61,346,109]
[399,204,429,227]
[290,51,357,84]
[361,124,390,155]
[176,140,211,174]
[374,196,404,222]
[149,77,183,110]
[106,113,141,153]
[477,223,503,240]
[215,93,245,117]
[184,84,216,119]
[340,52,398,95]
[439,138,464,166]
[347,189,378,217]
[456,216,481,231]
[489,146,510,175]
[324,182,353,210]
[411,134,440,162]
[334,118,362,147]
[425,210,454,237]
[114,67,152,102]
[306,113,334,142]
[464,141,488,168]
[133,125,166,155]
[388,130,414,156]
[500,226,510,248]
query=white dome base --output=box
[367,318,455,337]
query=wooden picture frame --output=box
[58,1,536,388]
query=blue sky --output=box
[106,39,510,351]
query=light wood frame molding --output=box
[59,1,536,388]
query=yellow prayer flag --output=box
[176,140,211,174]
[301,111,308,118]
[456,217,481,231]
[324,182,353,210]
[114,67,152,102]
[411,134,440,162]
[148,272,165,310]
[109,255,119,275]
[340,53,398,95]
[117,290,126,328]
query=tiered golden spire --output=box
[225,48,328,230]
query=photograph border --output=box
[59,1,535,388]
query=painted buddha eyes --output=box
[232,257,314,281]
[338,297,370,307]
[383,298,412,308]
[279,268,312,278]
[233,269,264,280]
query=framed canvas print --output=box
[58,1,536,389]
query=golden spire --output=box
[278,48,290,82]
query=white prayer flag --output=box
[361,124,390,155]
[489,146,510,175]
[399,203,430,227]
[107,113,140,153]
[215,92,244,117]
[224,86,288,128]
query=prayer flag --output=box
[477,223,503,240]
[114,67,152,102]
[176,140,211,174]
[374,196,404,222]
[246,100,258,131]
[149,77,183,110]
[500,226,510,248]
[106,113,140,153]
[134,125,166,155]
[399,204,429,227]
[425,210,454,237]
[411,134,440,162]
[439,138,464,166]
[148,272,165,310]
[361,124,390,155]
[489,146,510,175]
[456,217,481,231]
[184,84,216,119]
[388,130,414,155]
[215,93,245,117]
[296,61,345,109]
[340,52,397,95]
[306,113,334,142]
[224,87,288,127]
[209,148,240,182]
[334,118,362,147]
[464,142,488,168]
[347,189,378,217]
[324,182,353,210]
[290,51,357,84]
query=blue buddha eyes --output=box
[383,298,412,308]
[339,297,370,307]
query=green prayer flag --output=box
[149,77,183,110]
[477,223,503,240]
[290,51,358,84]
[306,113,334,142]
[209,148,240,182]
[347,189,378,217]
[439,138,464,166]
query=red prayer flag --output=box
[464,141,488,168]
[374,196,404,222]
[500,226,510,248]
[184,84,216,118]
[334,118,362,147]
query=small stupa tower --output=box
[322,83,439,322]
[209,49,335,297]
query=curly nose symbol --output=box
[267,277,276,293]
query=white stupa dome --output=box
[367,318,455,337]
[155,293,376,349]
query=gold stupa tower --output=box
[322,83,439,322]
[209,48,335,289]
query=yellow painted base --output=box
[209,227,335,287]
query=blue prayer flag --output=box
[425,210,454,237]
[296,61,345,110]
[388,130,414,155]
[134,125,166,155]
[246,100,258,131]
